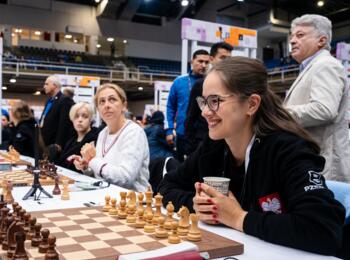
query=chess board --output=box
[0,170,75,187]
[0,206,243,260]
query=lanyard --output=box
[187,73,193,93]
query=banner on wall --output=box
[154,81,172,125]
[55,74,101,125]
[55,74,100,103]
[181,18,257,48]
[336,42,350,61]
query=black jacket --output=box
[0,126,12,150]
[158,132,345,256]
[10,118,36,157]
[185,78,208,155]
[56,127,99,172]
[40,91,75,147]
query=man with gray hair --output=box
[39,75,75,157]
[284,14,350,183]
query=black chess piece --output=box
[0,207,10,243]
[13,231,28,260]
[2,215,14,250]
[31,223,42,247]
[52,176,61,195]
[45,235,59,260]
[23,213,31,234]
[39,229,50,253]
[27,217,36,240]
[7,222,25,258]
[0,194,6,210]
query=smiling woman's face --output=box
[202,71,250,141]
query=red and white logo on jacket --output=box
[259,192,284,214]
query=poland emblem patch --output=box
[259,193,284,214]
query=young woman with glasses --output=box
[158,57,345,255]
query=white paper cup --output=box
[203,177,230,196]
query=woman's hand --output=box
[193,182,247,231]
[80,143,96,163]
[72,155,88,171]
[193,182,217,225]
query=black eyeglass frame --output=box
[196,94,235,112]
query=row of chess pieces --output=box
[1,174,70,203]
[104,187,202,244]
[26,159,58,179]
[0,197,59,259]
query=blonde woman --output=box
[73,83,150,192]
[56,102,98,172]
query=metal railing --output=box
[267,65,299,83]
[2,58,299,86]
[2,59,179,84]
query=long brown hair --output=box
[11,101,34,123]
[211,57,320,153]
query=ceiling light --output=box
[123,40,128,44]
[9,78,16,83]
[96,44,101,48]
[34,31,41,35]
[95,0,101,3]
[317,0,324,7]
[138,87,144,91]
[237,0,244,2]
[2,86,7,90]
[65,34,72,39]
[73,39,78,43]
[107,37,114,42]
[33,91,41,96]
[181,0,189,7]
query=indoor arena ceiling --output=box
[56,0,350,26]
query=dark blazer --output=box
[40,91,75,147]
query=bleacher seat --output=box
[128,56,181,73]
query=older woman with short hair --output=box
[73,83,150,192]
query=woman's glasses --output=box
[196,94,235,112]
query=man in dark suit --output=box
[39,75,75,157]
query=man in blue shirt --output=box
[166,49,209,162]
